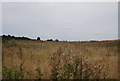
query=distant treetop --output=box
[37,37,40,40]
[55,39,59,42]
[2,35,31,40]
[47,39,53,41]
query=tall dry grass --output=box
[2,39,118,79]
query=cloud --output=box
[2,2,118,41]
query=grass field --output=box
[2,38,118,79]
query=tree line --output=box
[2,35,59,42]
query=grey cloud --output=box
[2,2,118,41]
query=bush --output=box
[49,48,109,79]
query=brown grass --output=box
[2,39,118,79]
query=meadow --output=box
[2,36,118,79]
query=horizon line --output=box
[1,34,119,42]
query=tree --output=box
[37,37,40,40]
[47,39,53,41]
[55,39,59,42]
[8,35,11,37]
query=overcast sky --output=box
[2,2,118,41]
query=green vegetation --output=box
[3,67,23,80]
[36,67,43,80]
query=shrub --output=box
[49,48,109,79]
